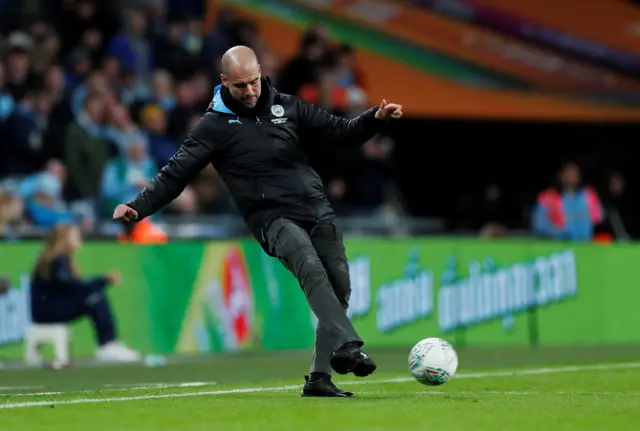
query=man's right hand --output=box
[113,204,139,222]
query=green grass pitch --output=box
[1,346,640,430]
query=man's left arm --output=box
[295,97,403,144]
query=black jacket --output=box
[126,78,387,254]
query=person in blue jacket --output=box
[31,224,141,363]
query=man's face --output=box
[221,65,261,108]
[7,52,30,78]
[34,93,53,116]
[560,164,581,189]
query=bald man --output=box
[114,46,403,397]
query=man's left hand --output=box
[375,99,403,120]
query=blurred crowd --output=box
[2,1,634,243]
[0,0,393,236]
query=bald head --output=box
[221,46,259,77]
[220,46,262,108]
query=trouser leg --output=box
[266,218,361,375]
[308,217,353,375]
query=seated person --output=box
[30,224,141,363]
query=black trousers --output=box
[265,217,362,375]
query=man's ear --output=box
[220,74,227,86]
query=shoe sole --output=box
[301,392,354,398]
[353,361,377,377]
[330,353,377,376]
[330,352,358,375]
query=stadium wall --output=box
[0,239,638,360]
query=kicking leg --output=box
[307,218,351,376]
[265,218,361,350]
[310,218,376,378]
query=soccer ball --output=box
[408,337,458,386]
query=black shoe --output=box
[330,341,377,377]
[301,374,354,398]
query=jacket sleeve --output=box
[50,256,108,293]
[126,115,220,220]
[532,202,569,239]
[294,98,386,144]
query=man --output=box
[113,46,402,397]
[533,161,603,241]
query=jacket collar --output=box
[209,77,276,117]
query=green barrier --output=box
[1,239,638,361]
[0,241,315,360]
[344,240,639,347]
[143,241,314,355]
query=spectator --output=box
[64,48,93,88]
[27,16,53,42]
[276,30,327,96]
[25,172,74,228]
[167,78,197,139]
[190,71,212,112]
[17,158,67,199]
[67,27,104,70]
[155,20,195,80]
[31,28,61,74]
[117,67,150,107]
[149,70,176,111]
[101,140,157,216]
[31,224,141,363]
[201,8,237,68]
[5,45,37,101]
[105,103,148,154]
[107,8,154,84]
[139,103,178,168]
[599,171,638,240]
[182,18,204,57]
[45,64,68,105]
[1,84,53,177]
[101,56,121,85]
[45,64,75,160]
[299,64,349,116]
[333,44,367,92]
[63,92,111,200]
[333,135,395,217]
[533,162,604,241]
[70,68,112,116]
[59,0,104,58]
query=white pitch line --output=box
[1,382,219,397]
[1,362,639,410]
[0,392,64,398]
[361,390,538,396]
[360,390,635,396]
[103,381,217,389]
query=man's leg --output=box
[308,218,351,376]
[265,218,361,351]
[309,217,376,378]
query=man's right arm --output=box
[125,115,219,220]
